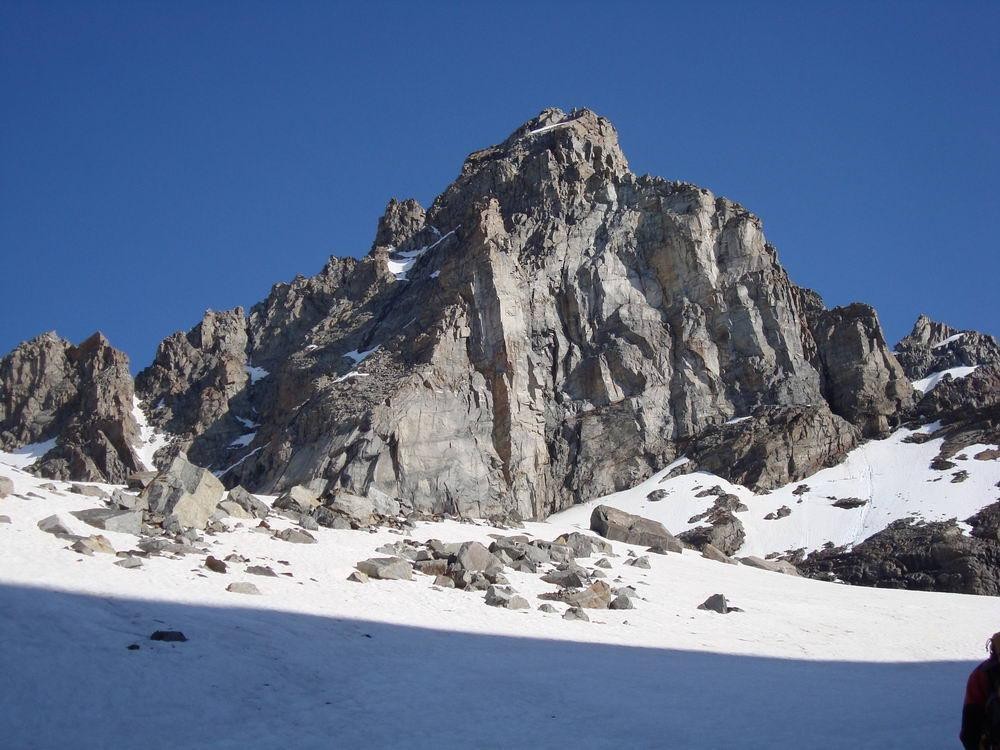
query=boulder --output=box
[432,575,455,588]
[218,500,252,519]
[347,571,369,583]
[538,603,559,613]
[451,541,503,574]
[109,488,148,512]
[273,485,321,515]
[69,484,108,498]
[698,594,730,614]
[71,534,115,555]
[590,505,678,550]
[126,470,157,491]
[150,630,187,642]
[0,475,12,498]
[609,593,634,610]
[274,527,316,544]
[561,580,613,609]
[70,508,142,536]
[356,557,412,581]
[563,607,590,622]
[140,455,224,530]
[225,486,270,518]
[247,565,278,577]
[484,584,529,609]
[226,582,261,595]
[114,556,143,569]
[701,544,735,564]
[204,556,227,573]
[740,556,800,576]
[552,531,612,558]
[541,567,586,588]
[37,514,75,538]
[624,556,651,569]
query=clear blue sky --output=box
[2,1,997,369]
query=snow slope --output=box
[551,424,1000,558]
[0,466,995,749]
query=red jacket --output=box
[963,658,999,750]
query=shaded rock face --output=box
[895,314,1000,381]
[679,405,860,492]
[135,308,250,468]
[0,332,141,482]
[801,504,1000,595]
[801,302,913,437]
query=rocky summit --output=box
[0,108,995,535]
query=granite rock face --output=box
[0,332,141,482]
[185,108,910,519]
[0,108,948,520]
[801,303,913,437]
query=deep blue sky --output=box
[2,1,997,369]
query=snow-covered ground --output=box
[0,461,995,749]
[551,424,1000,558]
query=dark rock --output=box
[247,565,278,577]
[150,630,187,642]
[831,497,866,510]
[680,405,860,492]
[126,471,158,491]
[609,593,634,610]
[764,506,792,521]
[697,594,731,614]
[801,510,1000,595]
[0,332,143,483]
[204,556,227,573]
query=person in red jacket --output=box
[962,632,1000,750]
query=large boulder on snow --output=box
[140,455,224,530]
[70,508,142,536]
[590,505,679,550]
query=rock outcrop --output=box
[801,302,913,437]
[801,502,1000,595]
[678,405,860,492]
[0,108,956,521]
[135,308,251,468]
[175,108,913,518]
[0,332,141,482]
[895,314,1000,381]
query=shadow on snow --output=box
[0,583,969,749]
